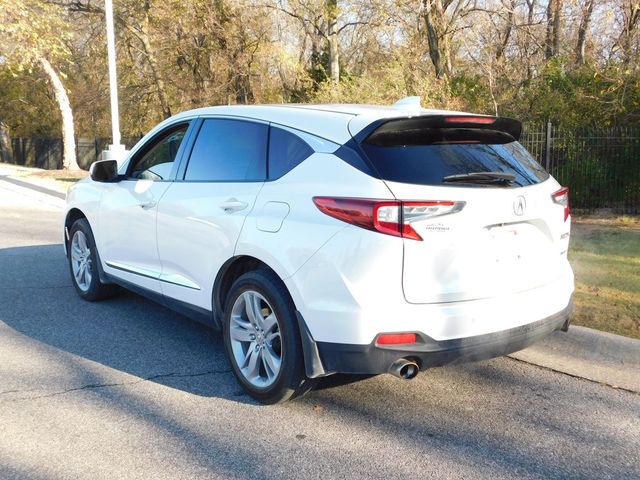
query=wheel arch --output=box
[64,209,110,285]
[212,255,326,378]
[213,255,280,322]
[64,208,88,256]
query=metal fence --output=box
[3,126,639,213]
[8,137,141,171]
[521,124,640,214]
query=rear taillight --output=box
[552,187,570,222]
[312,197,465,241]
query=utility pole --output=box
[102,0,126,163]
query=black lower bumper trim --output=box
[316,302,573,375]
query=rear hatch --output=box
[355,115,571,304]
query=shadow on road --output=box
[0,243,253,401]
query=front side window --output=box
[129,125,188,181]
[184,119,267,181]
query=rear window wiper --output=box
[442,171,518,186]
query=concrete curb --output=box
[0,175,66,200]
[509,326,640,393]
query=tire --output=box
[67,218,118,301]
[223,269,313,404]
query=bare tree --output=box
[495,0,516,60]
[422,0,452,79]
[0,0,80,170]
[617,1,640,65]
[575,0,595,65]
[545,0,563,59]
[327,0,340,83]
[0,122,13,163]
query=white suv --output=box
[64,101,574,403]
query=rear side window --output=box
[268,127,314,179]
[360,117,548,187]
[185,118,267,181]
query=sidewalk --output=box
[510,326,640,393]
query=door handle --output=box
[139,201,157,209]
[219,198,248,213]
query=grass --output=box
[569,217,640,339]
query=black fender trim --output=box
[295,311,328,379]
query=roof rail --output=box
[392,96,422,109]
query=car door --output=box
[98,122,192,293]
[155,117,268,311]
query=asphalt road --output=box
[0,179,639,480]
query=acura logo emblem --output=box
[513,196,526,216]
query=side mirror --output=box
[90,160,120,182]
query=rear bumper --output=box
[315,302,572,375]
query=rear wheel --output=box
[223,270,312,404]
[68,218,118,301]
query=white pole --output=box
[104,0,125,159]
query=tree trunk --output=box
[326,0,339,84]
[39,57,79,171]
[575,0,594,65]
[0,122,13,164]
[545,0,563,59]
[139,21,172,118]
[422,0,452,79]
[496,1,515,60]
[619,3,640,65]
[524,0,537,83]
[230,49,254,104]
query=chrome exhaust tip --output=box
[388,358,419,380]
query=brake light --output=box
[312,197,465,241]
[444,116,496,125]
[376,333,417,345]
[552,187,570,222]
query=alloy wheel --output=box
[70,230,92,292]
[229,290,282,388]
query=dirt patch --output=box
[28,169,89,181]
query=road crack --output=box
[0,368,232,402]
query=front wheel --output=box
[68,218,118,301]
[223,270,312,404]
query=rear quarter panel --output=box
[235,152,396,308]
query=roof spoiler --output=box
[362,114,523,146]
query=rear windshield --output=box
[359,120,549,187]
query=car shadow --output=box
[0,243,383,404]
[0,243,262,403]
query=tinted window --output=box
[185,119,267,181]
[268,127,314,179]
[361,141,549,187]
[130,125,187,180]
